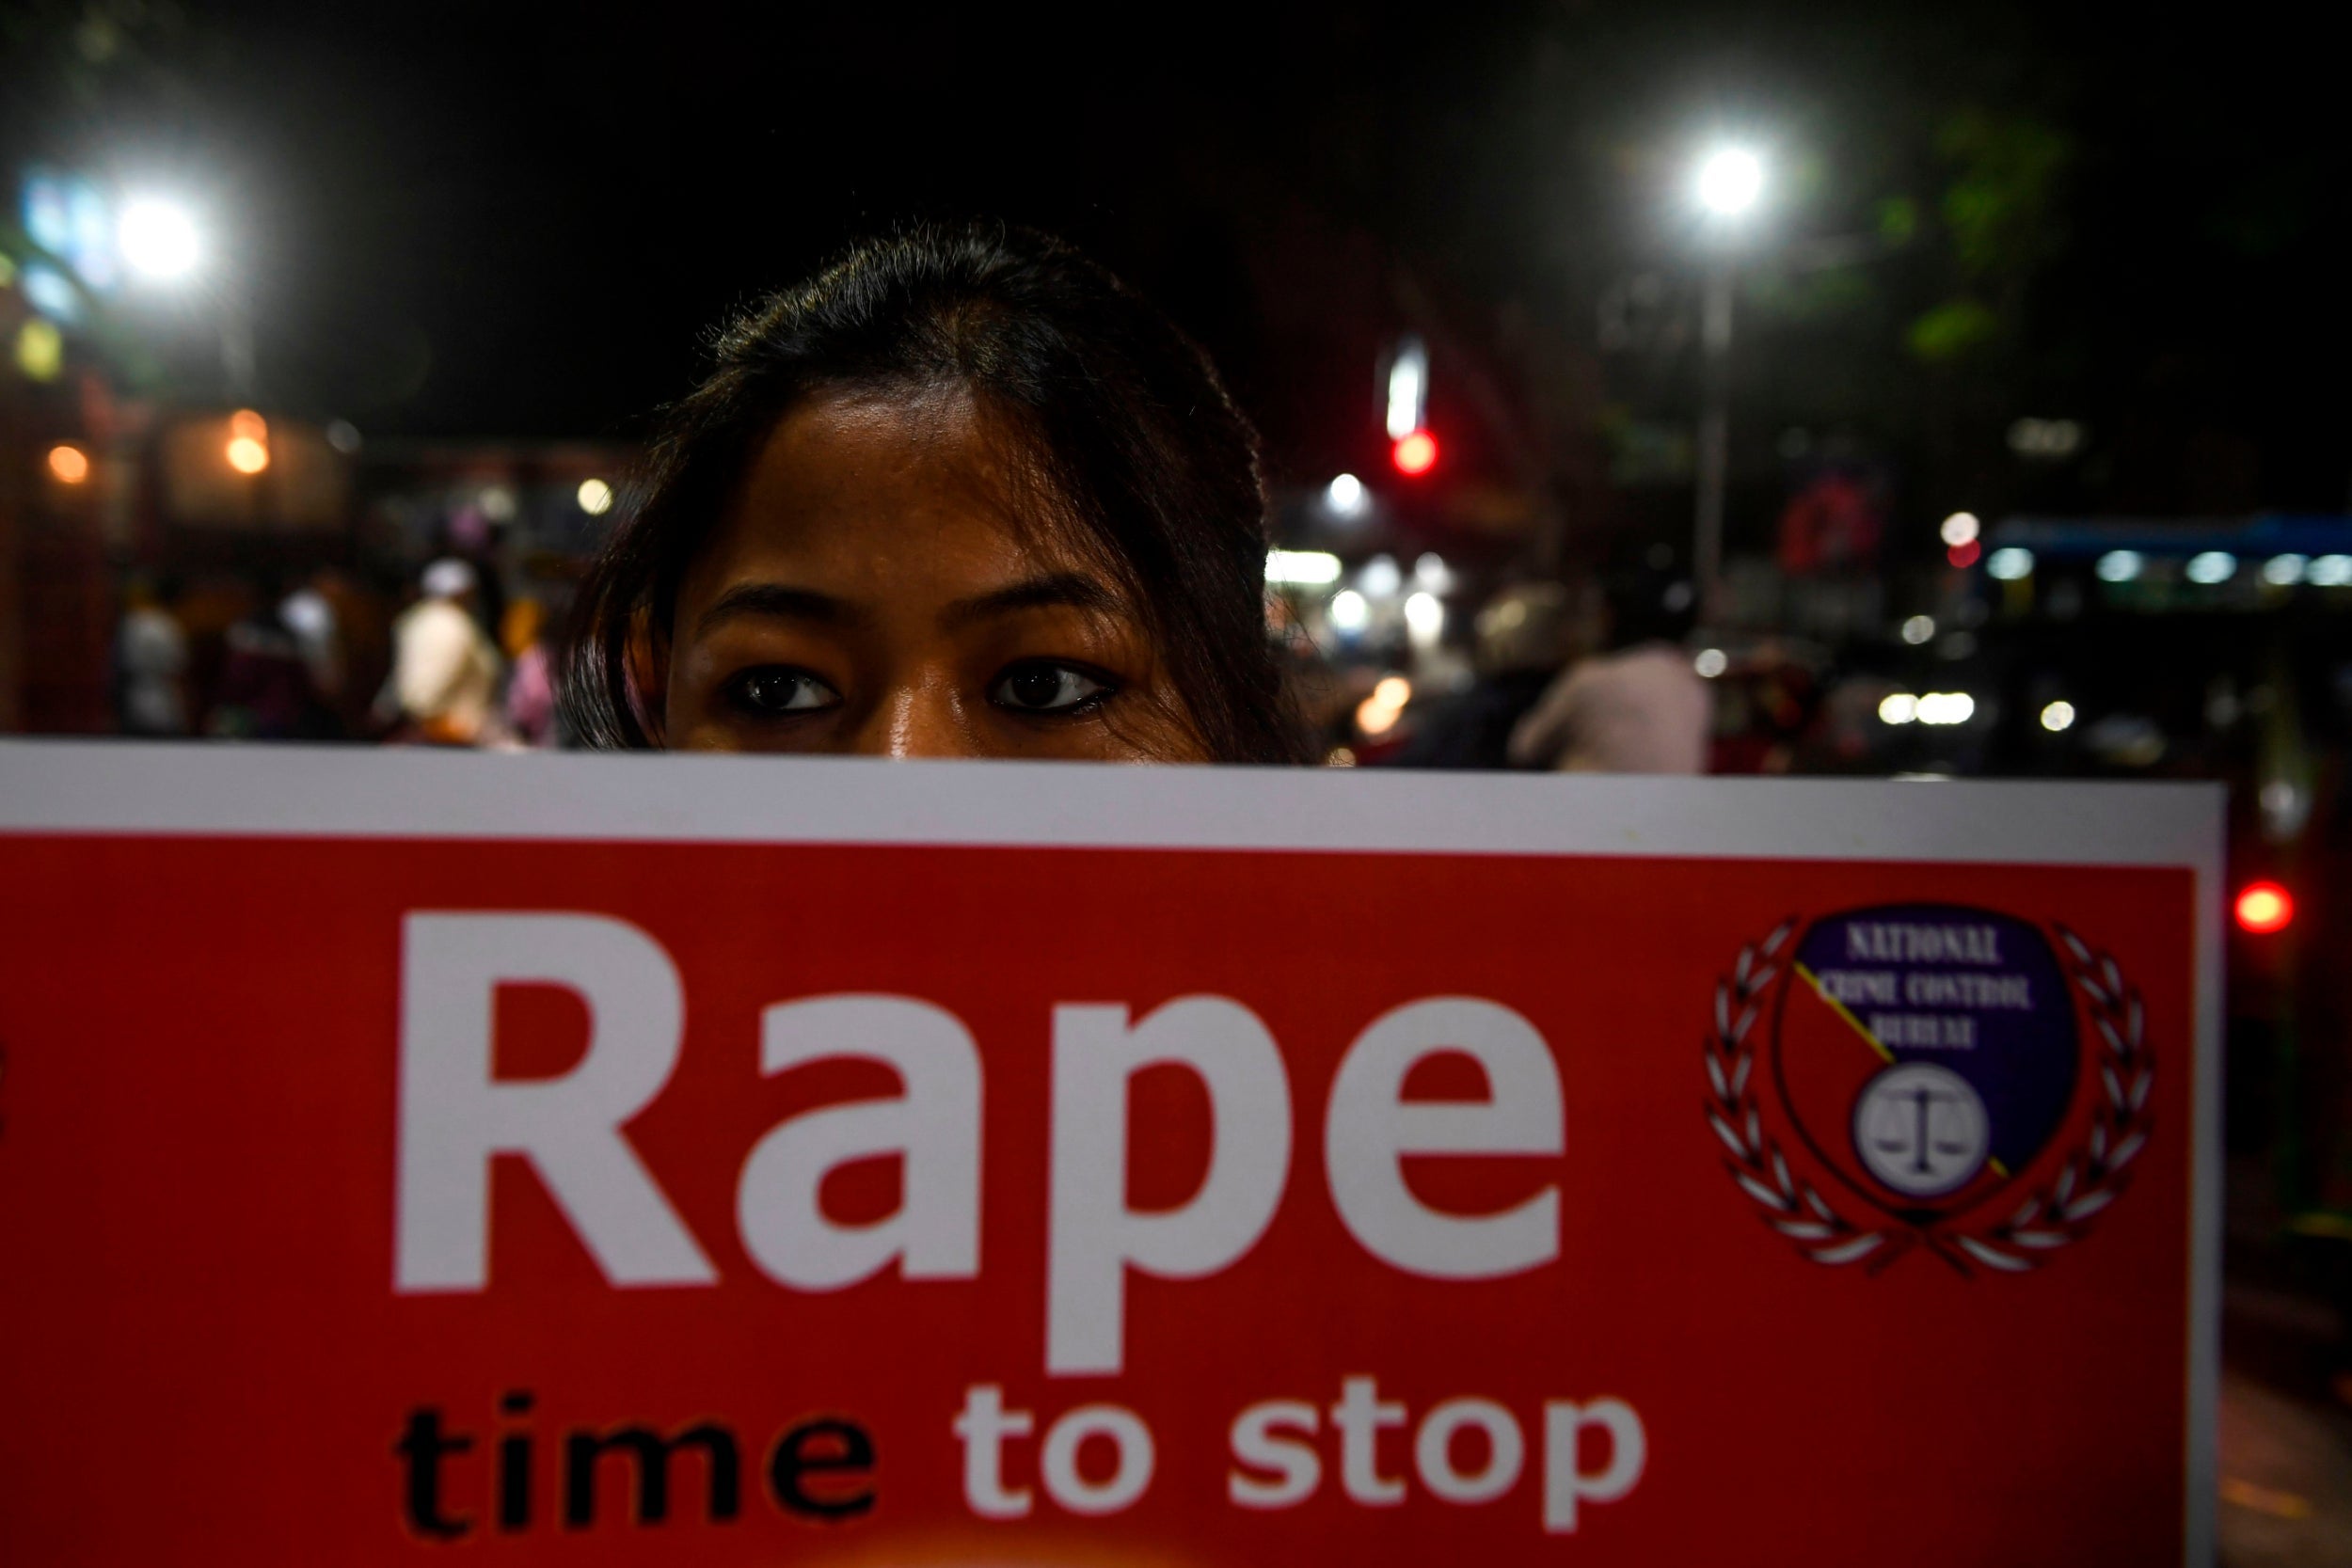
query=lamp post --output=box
[1691,147,1765,606]
[118,195,254,400]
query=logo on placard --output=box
[1701,905,2152,1275]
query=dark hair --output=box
[561,222,1311,764]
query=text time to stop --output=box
[0,746,2219,1567]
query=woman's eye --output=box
[992,661,1113,715]
[730,668,840,716]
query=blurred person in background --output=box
[278,571,348,727]
[207,576,331,740]
[1509,561,1709,774]
[501,597,557,748]
[384,558,504,747]
[563,223,1311,765]
[114,577,189,737]
[1391,581,1573,769]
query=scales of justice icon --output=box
[1851,1062,1992,1198]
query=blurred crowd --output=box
[112,557,558,750]
[104,550,1739,774]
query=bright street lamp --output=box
[117,190,253,398]
[1690,145,1768,604]
[1695,148,1765,217]
[118,198,202,282]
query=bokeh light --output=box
[1695,148,1765,215]
[118,198,201,281]
[1391,430,1438,476]
[2234,881,2293,935]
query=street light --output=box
[1694,149,1765,217]
[1690,145,1768,606]
[118,198,202,282]
[118,190,254,399]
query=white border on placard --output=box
[0,739,2216,863]
[0,739,2224,1561]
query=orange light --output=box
[46,444,90,484]
[1391,429,1439,477]
[226,410,271,474]
[1947,539,1981,568]
[2234,881,2293,935]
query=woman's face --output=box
[662,388,1206,761]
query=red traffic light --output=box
[1391,430,1438,477]
[2234,880,2293,935]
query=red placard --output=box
[0,748,2219,1565]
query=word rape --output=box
[395,911,1572,1376]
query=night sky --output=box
[9,0,2349,526]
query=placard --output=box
[0,745,2220,1565]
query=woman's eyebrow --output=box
[695,581,864,634]
[941,572,1124,627]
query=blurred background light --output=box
[2234,880,2294,935]
[1986,547,2035,580]
[1403,590,1445,645]
[1356,673,1412,736]
[1900,614,1935,645]
[20,263,79,322]
[2006,418,2085,458]
[1324,472,1367,516]
[1939,512,1980,547]
[1694,147,1765,215]
[46,444,90,484]
[1693,647,1728,678]
[577,477,615,515]
[1266,548,1343,585]
[1413,552,1453,593]
[1391,429,1438,476]
[2261,553,2307,586]
[15,318,64,381]
[2185,551,2237,585]
[1385,337,1427,441]
[23,169,118,292]
[1359,556,1402,598]
[118,198,202,281]
[1327,589,1369,632]
[2041,700,2076,732]
[2096,550,2145,583]
[2309,555,2352,587]
[1915,691,1976,725]
[224,409,270,475]
[2260,779,2307,839]
[1879,692,1917,725]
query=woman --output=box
[563,224,1310,765]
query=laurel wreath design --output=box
[1704,917,2153,1276]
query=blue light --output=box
[1986,546,2034,581]
[19,264,80,323]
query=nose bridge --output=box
[861,671,980,759]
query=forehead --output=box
[703,387,1076,581]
